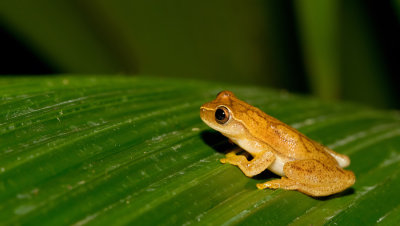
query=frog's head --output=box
[200,91,246,138]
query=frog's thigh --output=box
[284,159,355,185]
[221,151,275,177]
[258,159,355,196]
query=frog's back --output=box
[269,120,351,168]
[233,100,347,166]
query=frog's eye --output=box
[215,106,230,124]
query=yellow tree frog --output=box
[200,91,355,197]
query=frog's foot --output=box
[220,151,247,165]
[220,150,275,177]
[258,159,356,197]
[220,148,242,164]
[258,177,353,197]
[256,177,297,190]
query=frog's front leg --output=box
[256,159,355,197]
[220,150,275,177]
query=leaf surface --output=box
[1,76,400,225]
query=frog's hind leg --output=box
[257,159,355,197]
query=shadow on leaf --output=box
[200,130,233,154]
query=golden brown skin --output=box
[200,91,355,197]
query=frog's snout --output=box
[199,106,207,119]
[200,105,214,125]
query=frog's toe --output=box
[220,157,239,165]
[225,150,240,157]
[256,180,281,190]
[256,183,268,189]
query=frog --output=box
[200,91,355,197]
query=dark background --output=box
[0,0,399,109]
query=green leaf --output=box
[1,76,400,225]
[294,0,341,99]
[0,1,123,73]
[294,0,395,108]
